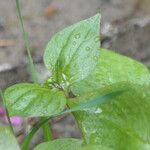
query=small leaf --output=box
[4,83,66,117]
[0,125,20,150]
[69,83,150,150]
[44,14,100,86]
[71,48,150,96]
[34,138,83,150]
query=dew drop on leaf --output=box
[86,47,90,51]
[74,33,80,39]
[73,41,76,46]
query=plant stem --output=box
[41,118,53,141]
[21,117,51,150]
[0,89,15,134]
[15,0,53,147]
[16,0,38,83]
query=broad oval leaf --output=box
[0,125,20,150]
[34,138,83,150]
[68,83,150,150]
[71,48,150,96]
[44,14,100,86]
[4,83,66,117]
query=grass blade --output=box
[15,0,38,83]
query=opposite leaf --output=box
[44,14,100,86]
[68,83,150,150]
[71,48,150,96]
[34,138,83,150]
[0,125,20,150]
[4,83,66,117]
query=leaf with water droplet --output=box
[44,14,101,86]
[4,83,66,117]
[74,33,81,39]
[85,46,90,51]
[71,48,150,96]
[68,83,150,150]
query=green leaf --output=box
[0,125,20,150]
[34,138,83,150]
[44,14,100,86]
[4,83,66,117]
[71,48,150,96]
[34,138,111,150]
[68,83,150,150]
[20,90,123,150]
[78,145,112,150]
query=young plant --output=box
[1,13,150,150]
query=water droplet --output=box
[86,46,90,51]
[95,108,102,114]
[73,41,76,45]
[74,33,80,39]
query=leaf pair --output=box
[3,13,150,150]
[4,14,101,117]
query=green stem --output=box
[15,0,53,146]
[41,117,53,141]
[21,117,51,150]
[15,0,38,83]
[0,89,15,134]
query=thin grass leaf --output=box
[63,90,124,114]
[15,0,38,83]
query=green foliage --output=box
[4,83,66,117]
[44,14,100,87]
[78,145,112,150]
[34,138,111,150]
[20,91,122,150]
[71,48,150,96]
[34,138,83,150]
[0,125,20,150]
[3,13,150,150]
[69,83,150,150]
